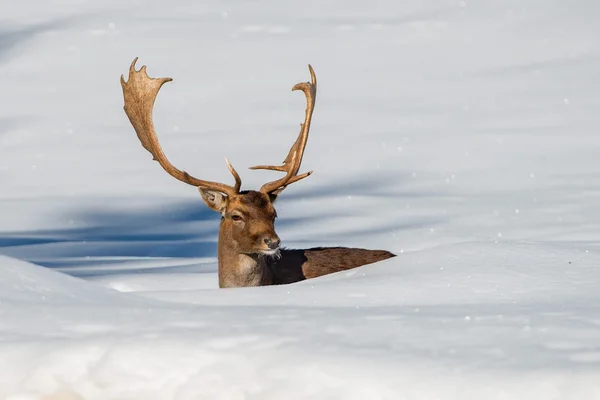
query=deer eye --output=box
[231,214,243,222]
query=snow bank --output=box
[2,0,600,398]
[1,244,600,399]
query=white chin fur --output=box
[260,248,281,259]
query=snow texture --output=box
[1,0,600,398]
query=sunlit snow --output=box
[1,0,599,398]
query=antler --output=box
[120,58,241,196]
[251,65,317,195]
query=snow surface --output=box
[1,0,600,398]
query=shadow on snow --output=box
[0,172,447,277]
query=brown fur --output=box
[200,189,396,288]
[269,247,396,285]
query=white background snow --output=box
[1,0,600,398]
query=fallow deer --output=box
[120,58,395,288]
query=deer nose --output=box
[264,237,281,250]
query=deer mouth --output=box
[259,248,281,259]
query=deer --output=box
[120,58,396,288]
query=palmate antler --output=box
[251,65,317,196]
[120,58,316,197]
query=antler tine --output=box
[224,157,242,192]
[121,58,239,197]
[254,65,317,195]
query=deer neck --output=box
[217,223,273,288]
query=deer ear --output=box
[199,188,228,214]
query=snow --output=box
[1,0,600,398]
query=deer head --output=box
[120,58,316,258]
